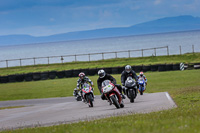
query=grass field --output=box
[1,69,200,133]
[0,53,200,133]
[0,69,200,101]
[0,53,200,76]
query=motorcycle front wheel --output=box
[86,94,93,107]
[110,95,120,109]
[128,89,135,103]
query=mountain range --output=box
[0,15,200,46]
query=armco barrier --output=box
[33,72,41,81]
[41,72,49,80]
[49,71,57,79]
[56,71,65,78]
[24,73,33,81]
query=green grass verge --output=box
[1,69,200,133]
[0,69,200,101]
[0,53,200,76]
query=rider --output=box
[73,72,94,101]
[138,71,147,85]
[121,65,138,92]
[97,69,125,100]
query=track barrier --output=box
[1,63,199,84]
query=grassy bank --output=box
[1,70,200,133]
[0,53,200,76]
[0,69,200,101]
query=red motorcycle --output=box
[82,83,94,107]
[101,80,124,109]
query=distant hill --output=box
[1,15,200,46]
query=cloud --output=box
[154,0,161,5]
[49,18,55,22]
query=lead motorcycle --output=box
[102,80,124,109]
[124,77,137,103]
[138,78,146,95]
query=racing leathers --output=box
[73,77,93,98]
[121,70,138,86]
[97,74,123,100]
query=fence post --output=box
[167,46,169,56]
[154,48,156,56]
[102,53,104,60]
[75,55,77,62]
[192,45,194,53]
[142,49,144,57]
[115,52,117,58]
[20,59,22,67]
[179,46,182,55]
[128,50,130,58]
[88,54,90,61]
[61,56,64,63]
[6,60,8,68]
[48,57,50,65]
[33,58,36,65]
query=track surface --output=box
[0,92,176,130]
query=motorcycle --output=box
[138,78,146,95]
[73,88,82,101]
[81,83,94,107]
[102,80,124,109]
[124,77,137,103]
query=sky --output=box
[0,0,200,37]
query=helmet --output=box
[98,69,106,78]
[79,72,85,79]
[140,72,144,76]
[125,65,132,73]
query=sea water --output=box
[0,30,200,68]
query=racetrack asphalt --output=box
[0,92,177,130]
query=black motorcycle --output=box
[124,77,137,103]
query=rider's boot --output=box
[121,94,126,99]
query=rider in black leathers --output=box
[121,65,138,92]
[97,69,125,100]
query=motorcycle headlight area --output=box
[102,85,113,93]
[139,81,144,84]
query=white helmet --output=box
[125,65,132,73]
[98,69,106,78]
